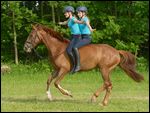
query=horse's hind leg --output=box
[91,83,106,103]
[46,70,58,101]
[91,67,111,103]
[100,67,113,106]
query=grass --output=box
[1,63,149,112]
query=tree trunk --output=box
[114,1,117,18]
[12,11,19,65]
[134,47,138,59]
[127,1,131,36]
[57,8,60,23]
[41,1,43,19]
[52,4,55,24]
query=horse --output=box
[24,24,144,106]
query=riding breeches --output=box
[74,34,92,48]
[66,34,81,55]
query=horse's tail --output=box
[118,50,144,82]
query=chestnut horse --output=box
[24,24,144,106]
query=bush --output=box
[136,57,149,71]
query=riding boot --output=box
[68,52,76,73]
[73,48,80,73]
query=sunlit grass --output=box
[1,63,149,112]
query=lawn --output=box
[1,63,149,112]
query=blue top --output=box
[79,16,91,35]
[67,16,81,35]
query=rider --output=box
[72,6,95,73]
[59,6,81,73]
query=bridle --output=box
[25,27,44,59]
[25,28,41,49]
[25,26,66,60]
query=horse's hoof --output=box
[99,103,105,107]
[48,96,53,101]
[65,90,73,97]
[91,96,96,103]
[101,101,108,106]
[46,91,53,101]
[68,93,73,98]
[48,98,53,101]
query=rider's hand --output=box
[90,28,96,32]
[74,20,77,23]
[58,22,63,25]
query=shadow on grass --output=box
[2,96,96,105]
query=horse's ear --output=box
[31,24,37,30]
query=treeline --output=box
[1,1,149,64]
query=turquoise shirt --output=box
[67,16,81,35]
[79,16,91,35]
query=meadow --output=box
[1,63,149,112]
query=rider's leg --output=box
[66,35,81,73]
[75,34,92,48]
[72,35,92,73]
[72,47,80,72]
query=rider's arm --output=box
[85,21,96,32]
[75,18,96,32]
[58,20,68,25]
[74,19,84,24]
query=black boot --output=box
[68,52,76,73]
[73,48,80,73]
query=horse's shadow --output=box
[2,96,95,105]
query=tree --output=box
[1,1,38,63]
[48,1,59,24]
[8,1,20,64]
[12,7,18,64]
[1,1,149,63]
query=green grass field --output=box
[1,63,149,112]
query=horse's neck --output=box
[41,34,67,58]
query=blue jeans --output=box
[74,34,92,48]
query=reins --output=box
[32,25,66,60]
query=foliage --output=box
[1,1,149,64]
[1,1,39,62]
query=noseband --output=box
[25,29,41,49]
[25,28,43,59]
[25,26,66,59]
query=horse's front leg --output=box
[54,68,72,97]
[46,70,58,101]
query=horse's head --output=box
[24,24,42,53]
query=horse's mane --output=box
[35,24,70,43]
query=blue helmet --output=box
[63,6,75,13]
[76,6,87,13]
